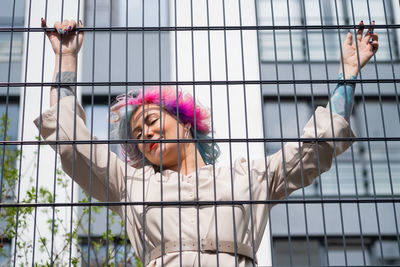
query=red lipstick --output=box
[149,143,158,152]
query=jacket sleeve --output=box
[34,96,131,212]
[260,106,355,201]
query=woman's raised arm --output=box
[35,19,138,212]
[41,18,84,107]
[253,22,379,201]
[327,21,379,121]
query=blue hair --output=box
[193,131,220,165]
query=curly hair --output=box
[110,86,220,168]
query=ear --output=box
[184,123,192,138]
[184,124,192,132]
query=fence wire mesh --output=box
[0,0,399,266]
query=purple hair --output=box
[113,86,210,134]
[111,87,220,168]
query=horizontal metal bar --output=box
[0,78,399,88]
[264,94,399,101]
[261,60,400,64]
[273,235,400,240]
[260,263,398,266]
[1,137,400,146]
[81,94,400,103]
[0,24,399,33]
[1,198,399,208]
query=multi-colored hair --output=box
[111,86,220,168]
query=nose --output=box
[144,127,154,139]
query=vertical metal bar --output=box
[68,2,81,266]
[284,0,312,265]
[365,0,397,262]
[50,1,66,264]
[157,0,165,265]
[141,0,147,265]
[253,0,275,264]
[237,0,256,265]
[269,0,293,264]
[221,0,239,265]
[347,0,386,262]
[173,0,183,265]
[12,0,32,265]
[205,0,220,265]
[124,0,129,265]
[30,2,49,265]
[189,0,202,265]
[87,1,98,265]
[381,0,400,255]
[106,1,113,264]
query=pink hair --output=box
[112,86,210,134]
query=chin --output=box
[146,144,178,167]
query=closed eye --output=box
[150,118,158,125]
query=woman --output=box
[37,19,378,266]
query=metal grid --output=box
[0,0,399,266]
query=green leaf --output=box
[71,257,79,267]
[39,237,47,245]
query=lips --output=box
[149,142,158,152]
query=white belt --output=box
[144,239,257,266]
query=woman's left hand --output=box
[340,21,379,77]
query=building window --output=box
[0,0,24,90]
[257,0,399,62]
[272,238,400,266]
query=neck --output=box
[169,143,206,175]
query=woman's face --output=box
[130,104,188,168]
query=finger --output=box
[369,33,378,42]
[54,21,63,35]
[61,20,70,35]
[78,19,85,37]
[344,31,353,45]
[68,20,76,32]
[356,20,364,42]
[370,41,379,53]
[370,20,375,34]
[41,18,53,38]
[40,17,47,28]
[363,20,376,44]
[365,33,378,48]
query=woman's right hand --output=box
[41,18,84,56]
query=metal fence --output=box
[0,0,399,266]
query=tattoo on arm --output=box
[326,73,357,121]
[54,72,76,98]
